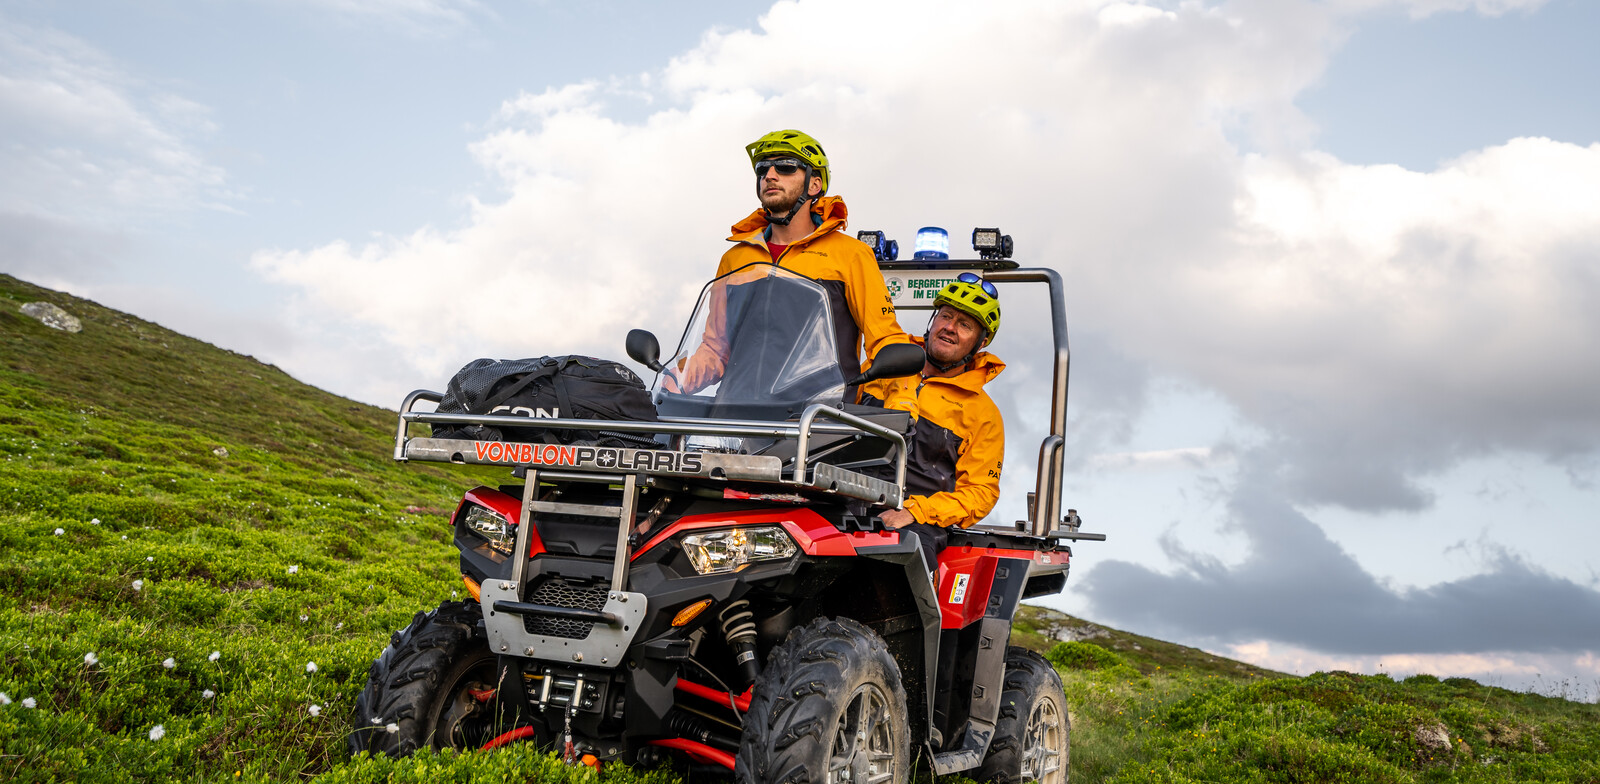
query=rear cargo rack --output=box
[393,393,909,507]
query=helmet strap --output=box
[761,170,814,227]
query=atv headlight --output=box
[463,504,515,556]
[681,527,798,575]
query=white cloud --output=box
[1098,2,1177,27]
[1330,0,1549,19]
[0,18,230,233]
[1166,138,1600,508]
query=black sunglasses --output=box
[958,272,998,298]
[755,158,808,178]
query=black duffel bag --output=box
[431,355,659,449]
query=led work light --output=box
[971,227,1014,260]
[856,230,899,262]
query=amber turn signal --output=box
[671,599,714,627]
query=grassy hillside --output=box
[2,273,1597,783]
[1010,607,1599,783]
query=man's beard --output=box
[926,339,966,366]
[926,331,977,366]
[760,187,805,216]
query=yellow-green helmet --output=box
[746,129,829,194]
[934,274,1001,347]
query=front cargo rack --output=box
[393,391,909,507]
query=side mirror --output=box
[626,329,665,373]
[846,342,926,387]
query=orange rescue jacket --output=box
[860,337,1005,528]
[718,196,907,365]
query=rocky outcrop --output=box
[1041,619,1111,642]
[20,302,82,333]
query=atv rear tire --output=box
[736,616,909,784]
[976,647,1070,783]
[348,600,506,757]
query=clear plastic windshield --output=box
[655,263,847,420]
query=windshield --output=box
[654,263,847,420]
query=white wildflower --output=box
[84,652,98,666]
[299,615,308,622]
[54,528,64,536]
[202,689,215,699]
[22,697,37,708]
[163,657,176,669]
[121,535,127,540]
[91,518,100,525]
[385,722,399,734]
[0,693,10,705]
[309,704,321,717]
[334,622,344,630]
[132,579,144,591]
[208,651,221,662]
[287,565,299,575]
[149,724,165,741]
[305,661,318,673]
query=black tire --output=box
[348,601,506,757]
[977,647,1070,783]
[736,616,910,784]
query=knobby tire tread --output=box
[348,600,485,758]
[735,616,909,784]
[976,646,1070,784]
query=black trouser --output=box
[899,522,948,573]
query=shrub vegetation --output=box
[2,274,1596,782]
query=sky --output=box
[3,0,1598,695]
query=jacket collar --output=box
[909,334,1005,391]
[728,195,849,246]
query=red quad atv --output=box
[351,248,1106,783]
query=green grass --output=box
[3,272,1597,782]
[1052,647,1600,783]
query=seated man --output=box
[860,273,1004,567]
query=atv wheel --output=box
[348,601,506,757]
[736,616,909,784]
[977,647,1070,783]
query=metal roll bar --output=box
[984,268,1070,536]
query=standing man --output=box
[691,129,907,390]
[861,274,1005,559]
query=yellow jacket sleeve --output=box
[844,250,910,360]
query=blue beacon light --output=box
[913,226,950,260]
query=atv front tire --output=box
[348,600,506,757]
[736,616,910,784]
[976,647,1070,783]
